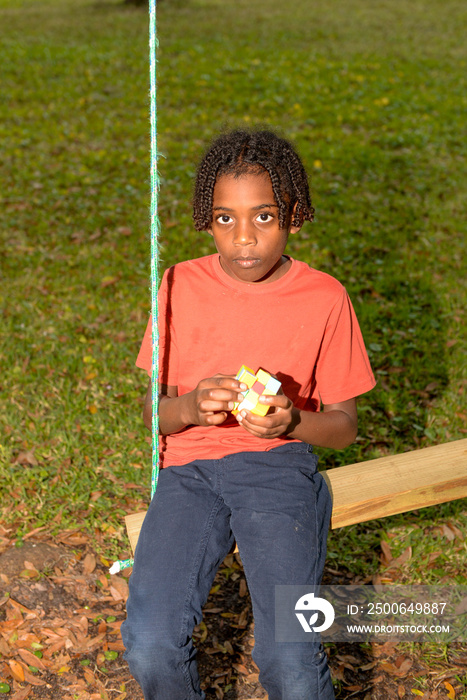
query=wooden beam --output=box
[324,438,467,529]
[124,439,467,554]
[125,511,147,555]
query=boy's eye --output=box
[217,215,233,224]
[256,212,273,223]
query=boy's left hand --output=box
[235,392,297,439]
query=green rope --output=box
[110,0,159,575]
[149,0,160,501]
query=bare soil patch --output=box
[0,533,464,699]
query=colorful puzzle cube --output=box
[232,365,281,417]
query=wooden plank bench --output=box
[125,438,467,554]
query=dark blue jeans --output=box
[121,442,334,699]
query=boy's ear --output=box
[288,202,302,235]
[289,222,302,235]
[206,217,215,236]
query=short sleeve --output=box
[315,288,376,404]
[135,267,179,386]
[135,315,152,375]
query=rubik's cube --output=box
[232,365,281,417]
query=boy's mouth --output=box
[234,257,260,268]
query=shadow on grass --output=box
[303,257,450,469]
[300,153,451,468]
[90,0,184,11]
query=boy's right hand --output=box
[185,374,247,427]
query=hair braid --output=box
[192,128,314,231]
[284,145,314,227]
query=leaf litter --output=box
[0,531,465,699]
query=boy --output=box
[121,129,376,699]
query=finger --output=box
[200,400,235,413]
[239,407,291,437]
[205,411,228,425]
[258,394,289,409]
[205,388,245,403]
[238,417,280,439]
[212,375,249,391]
[236,414,267,437]
[236,411,278,435]
[238,409,281,427]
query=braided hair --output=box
[193,129,314,231]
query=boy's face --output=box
[208,172,300,284]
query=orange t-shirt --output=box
[136,254,376,467]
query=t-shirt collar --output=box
[211,254,298,293]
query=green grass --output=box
[0,0,466,582]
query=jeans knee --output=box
[253,643,334,700]
[123,634,178,682]
[122,617,205,698]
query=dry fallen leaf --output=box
[380,661,398,674]
[372,674,385,684]
[109,576,129,602]
[23,561,39,572]
[97,619,107,634]
[76,615,89,636]
[332,663,347,681]
[444,681,456,699]
[239,578,248,597]
[232,662,248,674]
[84,669,96,684]
[17,647,47,670]
[379,658,413,678]
[391,546,412,568]
[396,658,414,676]
[235,609,249,628]
[441,524,456,542]
[360,661,378,671]
[445,522,462,539]
[9,658,25,682]
[82,553,97,574]
[56,531,90,546]
[14,451,38,466]
[380,540,393,566]
[336,654,360,664]
[372,640,399,657]
[10,686,32,700]
[22,669,46,687]
[9,599,36,616]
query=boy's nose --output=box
[233,221,256,246]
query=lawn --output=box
[0,0,466,695]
